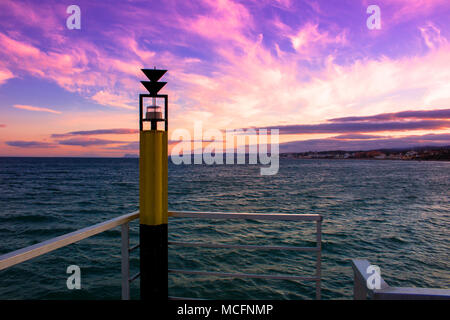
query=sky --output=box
[0,0,449,156]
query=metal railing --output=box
[0,210,323,300]
[351,259,450,300]
[168,211,322,300]
[0,210,141,300]
[0,211,139,272]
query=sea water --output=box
[0,158,448,299]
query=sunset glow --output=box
[0,0,449,156]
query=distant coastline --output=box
[280,145,450,161]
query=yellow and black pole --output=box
[139,68,168,299]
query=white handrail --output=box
[0,211,139,271]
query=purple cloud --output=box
[57,138,124,147]
[107,141,139,150]
[328,109,450,123]
[333,134,384,140]
[259,120,450,134]
[280,133,450,153]
[52,128,138,138]
[6,141,57,148]
[410,133,450,141]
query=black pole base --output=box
[140,223,168,300]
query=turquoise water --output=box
[0,158,449,299]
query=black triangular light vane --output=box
[141,69,167,82]
[141,81,167,96]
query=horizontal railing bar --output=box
[169,296,207,300]
[129,272,140,283]
[169,269,318,281]
[0,211,140,271]
[373,287,450,300]
[129,244,140,252]
[169,241,319,252]
[169,211,322,221]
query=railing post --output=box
[315,218,322,300]
[351,259,370,300]
[121,223,130,300]
[353,269,368,300]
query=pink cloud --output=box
[165,26,450,133]
[289,23,347,53]
[91,90,135,110]
[0,67,13,84]
[389,0,448,22]
[185,0,253,43]
[0,28,194,115]
[0,29,146,107]
[0,33,41,58]
[420,23,448,50]
[13,104,62,114]
[0,0,64,35]
[0,32,92,90]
